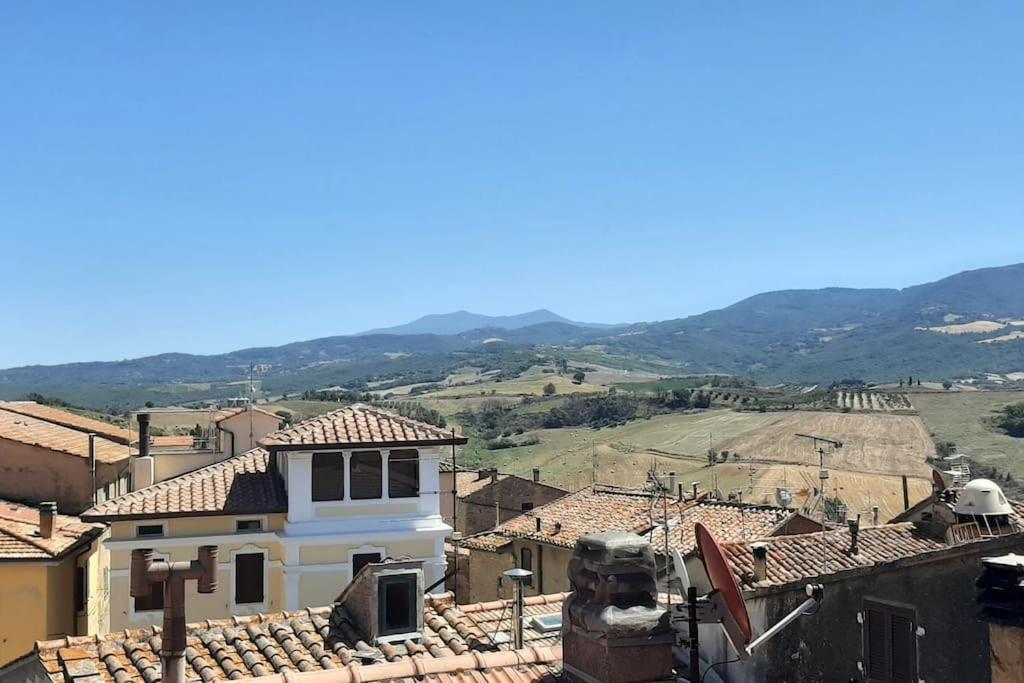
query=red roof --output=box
[259,405,465,449]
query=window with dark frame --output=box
[521,501,535,512]
[235,552,265,605]
[74,566,86,613]
[350,451,383,499]
[134,582,164,612]
[312,452,345,502]
[236,519,263,532]
[520,547,533,586]
[863,600,917,683]
[377,573,417,635]
[352,552,382,576]
[135,524,164,538]
[388,449,419,498]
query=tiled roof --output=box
[650,501,796,555]
[34,592,567,682]
[0,409,129,464]
[439,461,473,473]
[82,448,285,521]
[0,499,105,561]
[215,407,285,425]
[260,405,465,449]
[722,523,965,590]
[461,486,694,551]
[0,402,131,445]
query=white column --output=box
[287,452,313,522]
[418,448,442,516]
[342,452,351,500]
[381,449,390,500]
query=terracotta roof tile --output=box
[0,499,105,560]
[0,408,128,464]
[259,405,465,449]
[462,486,793,554]
[722,523,962,590]
[82,448,285,521]
[0,401,131,445]
[33,593,566,682]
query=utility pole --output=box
[795,433,843,574]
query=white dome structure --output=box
[955,479,1012,516]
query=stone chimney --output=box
[667,471,676,494]
[871,505,880,526]
[847,515,861,555]
[751,542,768,583]
[562,533,673,683]
[490,469,499,484]
[532,468,541,483]
[39,501,57,539]
[691,481,699,499]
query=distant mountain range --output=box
[2,263,1023,409]
[358,309,615,336]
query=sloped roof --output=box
[0,409,128,464]
[0,402,130,444]
[215,406,285,425]
[82,448,285,521]
[0,499,105,561]
[33,592,567,682]
[461,485,695,551]
[259,405,465,450]
[721,522,1008,591]
[650,501,798,555]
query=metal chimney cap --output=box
[504,568,533,582]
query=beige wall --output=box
[458,477,567,536]
[466,547,516,602]
[464,540,574,602]
[0,439,127,514]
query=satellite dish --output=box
[672,549,692,593]
[932,468,947,492]
[696,522,752,644]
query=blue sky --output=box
[3,3,1023,366]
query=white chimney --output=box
[751,542,768,583]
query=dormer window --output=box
[378,573,418,635]
[312,452,345,501]
[351,451,383,500]
[388,450,419,498]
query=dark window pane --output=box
[135,582,164,612]
[521,502,534,512]
[236,519,263,532]
[378,574,417,634]
[353,552,382,577]
[388,450,419,498]
[351,451,382,499]
[235,553,265,604]
[136,525,164,537]
[74,567,86,612]
[312,453,344,501]
[520,548,533,586]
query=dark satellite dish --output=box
[695,522,752,643]
[932,468,947,492]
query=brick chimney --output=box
[39,501,57,539]
[562,533,673,683]
[847,515,861,555]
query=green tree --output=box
[942,380,953,391]
[572,371,586,383]
[543,382,557,396]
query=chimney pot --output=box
[39,501,57,539]
[490,469,499,484]
[137,413,151,459]
[677,483,684,502]
[532,468,540,483]
[667,471,676,493]
[871,505,880,526]
[535,517,542,532]
[847,515,861,555]
[691,481,700,499]
[751,542,768,582]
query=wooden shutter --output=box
[890,614,916,683]
[350,451,383,499]
[866,608,891,681]
[235,553,265,604]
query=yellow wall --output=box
[465,541,574,602]
[0,548,102,667]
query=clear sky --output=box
[3,3,1023,367]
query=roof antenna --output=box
[795,433,843,574]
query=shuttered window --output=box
[350,451,383,499]
[864,600,917,683]
[388,449,419,498]
[75,566,87,613]
[312,452,345,501]
[235,553,265,604]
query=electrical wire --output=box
[701,656,739,682]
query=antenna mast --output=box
[794,433,843,574]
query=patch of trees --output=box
[301,388,373,402]
[994,403,1024,438]
[379,401,447,428]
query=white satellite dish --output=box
[672,549,692,593]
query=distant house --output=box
[692,478,1024,683]
[82,405,466,630]
[0,402,131,513]
[453,467,568,535]
[460,484,819,601]
[0,499,107,667]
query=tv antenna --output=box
[795,433,843,573]
[670,523,823,681]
